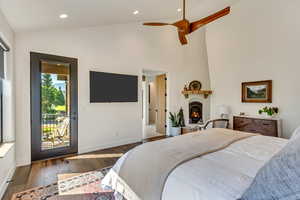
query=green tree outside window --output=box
[41,74,66,114]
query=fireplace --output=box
[189,101,203,124]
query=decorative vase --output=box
[170,127,181,136]
[262,113,276,119]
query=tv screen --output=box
[90,71,138,103]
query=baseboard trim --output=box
[0,166,16,199]
[16,138,143,167]
[16,158,31,167]
[79,138,142,154]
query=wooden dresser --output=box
[233,116,282,137]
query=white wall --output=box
[206,0,300,138]
[0,9,15,199]
[15,23,211,166]
[0,145,15,199]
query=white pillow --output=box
[291,126,300,140]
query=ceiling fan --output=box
[143,0,230,45]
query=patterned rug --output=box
[11,167,117,200]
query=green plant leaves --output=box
[258,106,279,116]
[169,108,185,127]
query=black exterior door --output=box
[31,52,78,161]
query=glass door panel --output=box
[41,61,71,151]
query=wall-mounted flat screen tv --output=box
[90,71,138,103]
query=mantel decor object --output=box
[189,80,202,90]
[182,80,212,99]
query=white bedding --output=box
[103,134,288,200]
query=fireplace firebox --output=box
[189,101,203,124]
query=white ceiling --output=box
[0,0,239,32]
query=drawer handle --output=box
[262,123,271,126]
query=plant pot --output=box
[170,127,181,137]
[261,113,277,119]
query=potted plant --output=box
[258,106,279,118]
[169,108,185,136]
[178,108,185,127]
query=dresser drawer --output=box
[233,117,252,128]
[233,116,279,137]
[257,120,277,127]
[256,120,277,137]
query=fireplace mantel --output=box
[182,90,212,99]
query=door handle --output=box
[70,115,77,120]
[70,112,77,120]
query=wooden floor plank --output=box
[2,139,167,200]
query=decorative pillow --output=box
[239,134,300,200]
[291,126,300,140]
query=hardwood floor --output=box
[2,136,167,200]
[2,143,140,200]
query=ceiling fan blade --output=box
[143,22,170,26]
[190,7,230,33]
[178,31,188,45]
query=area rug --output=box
[11,167,117,200]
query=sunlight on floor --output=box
[66,153,124,160]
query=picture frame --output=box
[242,80,272,103]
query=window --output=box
[0,79,2,144]
[0,37,9,144]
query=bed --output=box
[102,128,288,200]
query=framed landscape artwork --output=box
[242,80,272,103]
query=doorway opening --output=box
[31,52,78,161]
[142,70,167,139]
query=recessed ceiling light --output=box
[133,10,139,15]
[177,8,182,12]
[59,14,68,19]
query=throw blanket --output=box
[105,128,255,200]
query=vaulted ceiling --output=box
[0,0,239,32]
